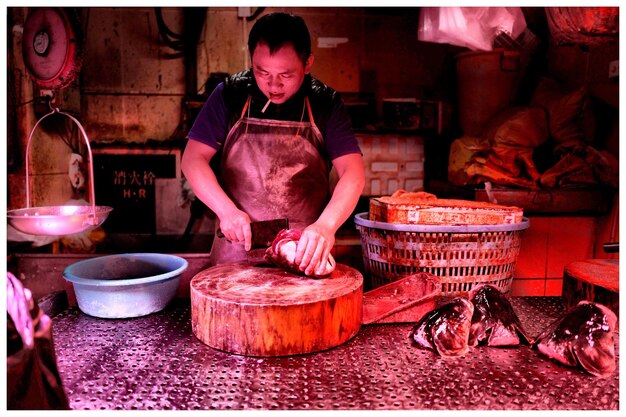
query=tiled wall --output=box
[356,133,425,196]
[512,216,600,296]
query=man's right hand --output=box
[182,141,254,252]
[218,209,252,251]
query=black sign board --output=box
[93,153,177,233]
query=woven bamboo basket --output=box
[354,212,530,296]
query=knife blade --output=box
[216,218,290,249]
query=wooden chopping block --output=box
[190,262,363,357]
[361,272,441,324]
[562,259,619,317]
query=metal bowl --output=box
[63,253,188,319]
[7,205,113,236]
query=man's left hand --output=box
[294,224,335,276]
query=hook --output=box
[24,107,97,211]
[46,92,60,113]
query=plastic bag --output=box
[419,7,527,51]
[531,77,594,147]
[465,160,538,189]
[448,135,490,186]
[7,272,70,409]
[540,146,619,189]
[484,107,549,148]
[483,106,548,182]
[545,7,618,47]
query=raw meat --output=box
[264,229,336,278]
[410,297,474,359]
[468,284,531,347]
[533,301,617,378]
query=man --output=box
[182,12,364,277]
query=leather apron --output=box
[209,96,329,265]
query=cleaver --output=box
[216,218,290,263]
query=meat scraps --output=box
[410,297,474,359]
[264,229,336,278]
[469,284,531,347]
[533,301,617,378]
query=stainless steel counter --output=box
[52,297,619,410]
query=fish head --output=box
[432,297,474,358]
[571,302,617,378]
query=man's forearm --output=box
[181,148,239,221]
[314,167,365,235]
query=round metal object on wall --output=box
[22,7,83,90]
[190,262,363,357]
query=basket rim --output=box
[354,212,530,232]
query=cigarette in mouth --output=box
[261,97,272,113]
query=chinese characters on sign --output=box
[113,169,157,201]
[94,152,177,233]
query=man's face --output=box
[251,42,314,105]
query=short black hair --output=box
[248,12,312,65]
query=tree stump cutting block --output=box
[190,262,363,356]
[562,259,619,317]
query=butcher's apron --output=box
[209,96,329,265]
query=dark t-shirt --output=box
[187,73,361,161]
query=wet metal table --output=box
[52,297,619,410]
